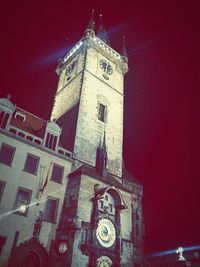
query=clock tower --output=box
[50,14,143,267]
[51,13,127,178]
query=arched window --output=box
[0,111,9,129]
[45,133,58,151]
[44,121,61,152]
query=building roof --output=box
[122,167,143,186]
[68,163,143,195]
[1,98,142,188]
[10,107,46,137]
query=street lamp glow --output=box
[19,205,26,213]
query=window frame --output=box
[0,111,9,129]
[98,103,107,123]
[13,187,32,216]
[0,143,16,166]
[50,163,64,184]
[0,181,6,203]
[15,112,26,123]
[43,197,59,224]
[45,133,58,151]
[23,153,39,175]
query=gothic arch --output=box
[7,238,49,267]
[95,186,127,210]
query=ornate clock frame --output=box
[81,186,127,267]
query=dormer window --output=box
[45,133,57,151]
[43,121,61,152]
[15,112,26,123]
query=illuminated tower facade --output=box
[50,15,144,267]
[51,22,125,179]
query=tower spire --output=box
[121,35,128,62]
[102,130,106,152]
[85,10,95,37]
[96,130,107,176]
[97,14,111,45]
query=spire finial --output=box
[7,94,11,100]
[122,35,128,62]
[85,9,95,37]
[97,14,111,46]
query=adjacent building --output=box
[0,15,143,267]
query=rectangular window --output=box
[0,181,6,202]
[0,143,15,166]
[24,153,39,175]
[14,187,32,216]
[50,164,64,183]
[43,197,59,223]
[98,103,106,122]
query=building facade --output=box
[0,16,143,267]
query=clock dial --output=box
[66,60,77,76]
[99,59,113,75]
[58,242,68,254]
[96,218,116,248]
[97,256,112,267]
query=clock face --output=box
[66,60,77,76]
[99,59,113,75]
[96,218,116,248]
[97,256,112,267]
[58,242,68,254]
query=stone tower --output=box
[50,13,143,267]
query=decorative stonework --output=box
[0,97,15,113]
[7,238,49,267]
[46,120,62,135]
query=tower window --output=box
[0,143,15,166]
[50,164,64,184]
[13,187,32,216]
[23,153,39,175]
[98,103,106,122]
[43,197,59,223]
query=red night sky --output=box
[0,1,199,254]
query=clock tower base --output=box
[50,164,143,267]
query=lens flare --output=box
[146,245,200,259]
[0,188,64,221]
